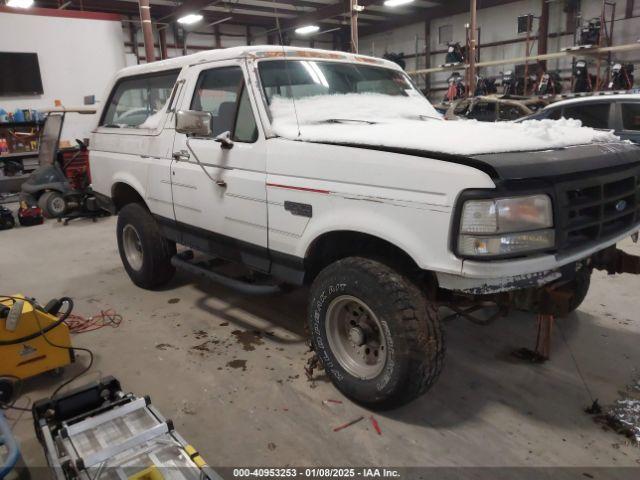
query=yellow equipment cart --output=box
[0,294,73,403]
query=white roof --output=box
[115,45,400,79]
[544,92,640,109]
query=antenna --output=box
[272,1,301,138]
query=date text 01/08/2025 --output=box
[232,468,401,478]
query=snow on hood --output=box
[269,93,620,156]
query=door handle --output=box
[172,150,190,161]
[215,180,227,188]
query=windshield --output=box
[258,60,419,104]
[257,59,440,130]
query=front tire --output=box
[308,257,445,409]
[566,269,591,313]
[39,191,67,218]
[117,203,176,289]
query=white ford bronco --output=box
[90,46,640,408]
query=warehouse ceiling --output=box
[31,0,519,35]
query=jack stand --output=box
[513,288,567,363]
[512,314,553,362]
[534,314,554,360]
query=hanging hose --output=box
[1,295,95,401]
[0,296,73,346]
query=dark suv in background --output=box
[523,93,640,143]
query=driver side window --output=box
[190,66,258,142]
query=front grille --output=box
[556,165,640,252]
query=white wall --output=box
[360,0,640,101]
[0,10,126,141]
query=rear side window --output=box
[190,66,258,143]
[101,70,180,128]
[562,103,610,129]
[621,103,640,131]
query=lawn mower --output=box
[444,72,466,102]
[608,62,634,91]
[499,70,526,96]
[474,74,498,96]
[536,71,563,96]
[573,59,594,93]
[19,108,110,224]
[445,42,465,65]
[578,17,601,47]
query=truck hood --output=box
[469,142,640,180]
[270,94,628,169]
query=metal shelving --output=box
[407,41,640,76]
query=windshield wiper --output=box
[321,119,377,125]
[416,114,442,121]
[103,124,122,128]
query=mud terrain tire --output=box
[308,257,445,409]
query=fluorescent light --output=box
[295,25,320,35]
[7,0,34,8]
[177,13,203,25]
[384,0,414,7]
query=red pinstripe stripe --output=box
[266,183,330,194]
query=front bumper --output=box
[437,224,640,294]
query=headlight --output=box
[458,194,554,257]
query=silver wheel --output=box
[49,195,66,216]
[122,224,143,271]
[325,295,387,380]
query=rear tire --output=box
[39,191,67,218]
[308,257,445,410]
[117,203,176,289]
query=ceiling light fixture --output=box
[295,25,320,35]
[383,0,414,7]
[177,13,204,25]
[7,0,35,8]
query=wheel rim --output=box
[122,224,144,271]
[50,196,66,215]
[325,295,387,380]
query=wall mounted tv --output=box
[0,52,44,96]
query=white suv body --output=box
[90,46,640,408]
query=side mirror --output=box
[214,130,234,149]
[175,110,212,137]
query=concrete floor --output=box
[2,215,640,472]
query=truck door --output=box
[170,60,269,271]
